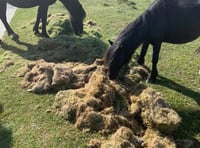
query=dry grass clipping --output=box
[20,59,188,147]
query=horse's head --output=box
[69,8,86,35]
[60,0,86,35]
[104,40,128,80]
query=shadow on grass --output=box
[155,75,200,105]
[0,39,34,57]
[0,104,3,114]
[0,104,13,148]
[0,126,13,148]
[155,76,200,146]
[1,35,107,64]
[173,110,200,147]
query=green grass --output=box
[0,0,200,147]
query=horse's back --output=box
[165,0,200,43]
[146,0,200,44]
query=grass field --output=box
[0,0,200,147]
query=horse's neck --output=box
[119,13,148,50]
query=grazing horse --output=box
[0,0,86,42]
[104,0,200,83]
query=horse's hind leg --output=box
[147,42,161,83]
[137,42,149,65]
[0,1,19,40]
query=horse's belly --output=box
[6,0,39,8]
[164,26,200,44]
[164,32,200,44]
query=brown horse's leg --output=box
[60,0,86,35]
[0,1,19,40]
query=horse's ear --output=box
[108,40,113,45]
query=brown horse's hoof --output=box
[0,39,3,45]
[34,30,40,35]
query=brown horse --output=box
[104,0,200,83]
[0,0,86,42]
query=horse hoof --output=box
[138,61,144,65]
[38,33,49,38]
[40,33,49,38]
[137,59,145,65]
[34,32,39,36]
[33,28,39,32]
[10,33,19,40]
[0,39,3,45]
[146,77,156,83]
[44,34,49,38]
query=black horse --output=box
[104,0,200,83]
[0,0,86,42]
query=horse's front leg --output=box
[0,1,19,40]
[147,42,161,83]
[33,7,41,35]
[40,6,49,38]
[33,4,49,37]
[137,42,149,65]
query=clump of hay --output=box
[54,66,139,134]
[47,13,73,37]
[25,13,105,64]
[47,13,102,38]
[20,60,97,93]
[20,60,73,93]
[142,128,176,148]
[0,51,15,73]
[20,58,188,147]
[88,126,141,148]
[29,35,106,63]
[137,88,181,133]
